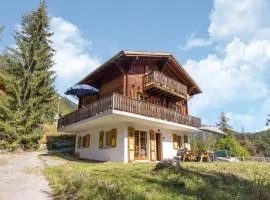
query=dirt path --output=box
[0,151,64,200]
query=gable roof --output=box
[77,50,202,95]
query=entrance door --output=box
[156,133,162,161]
[135,130,148,160]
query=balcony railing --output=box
[142,71,187,99]
[58,93,201,129]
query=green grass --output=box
[44,157,270,200]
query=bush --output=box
[214,136,249,157]
[191,138,208,152]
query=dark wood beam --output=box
[157,57,169,72]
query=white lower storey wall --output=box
[75,122,191,163]
[75,123,127,162]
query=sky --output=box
[1,0,270,132]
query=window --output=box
[173,134,182,149]
[99,131,104,149]
[111,129,117,148]
[78,135,90,149]
[101,129,117,148]
[134,130,147,159]
[184,135,188,143]
[105,131,110,147]
[77,136,81,148]
[85,135,90,148]
[82,136,87,148]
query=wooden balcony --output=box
[142,71,187,100]
[58,93,201,129]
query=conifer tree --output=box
[0,1,56,149]
[216,112,232,133]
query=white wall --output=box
[74,122,191,163]
[161,131,189,159]
[75,123,127,162]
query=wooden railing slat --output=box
[58,93,201,129]
[142,71,187,98]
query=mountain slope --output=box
[55,93,77,116]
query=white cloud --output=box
[179,33,212,51]
[50,17,101,90]
[231,113,256,130]
[208,0,265,42]
[182,0,270,131]
[186,37,270,114]
[181,0,270,50]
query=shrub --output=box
[191,137,208,152]
[214,136,249,157]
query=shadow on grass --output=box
[43,153,270,200]
[150,167,270,200]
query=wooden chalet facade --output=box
[58,50,202,163]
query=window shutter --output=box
[86,135,90,148]
[128,127,135,162]
[173,134,178,149]
[99,131,104,149]
[178,136,182,149]
[111,129,117,148]
[82,136,86,148]
[106,131,110,147]
[150,130,156,161]
[78,136,81,148]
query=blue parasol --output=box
[64,84,99,97]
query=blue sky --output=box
[1,0,270,132]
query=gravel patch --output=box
[0,151,65,200]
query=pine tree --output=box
[216,112,232,133]
[214,112,249,157]
[0,1,56,149]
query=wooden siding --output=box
[79,74,123,108]
[78,62,189,115]
[99,74,123,96]
[58,93,201,129]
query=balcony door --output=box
[134,130,148,160]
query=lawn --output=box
[44,156,270,200]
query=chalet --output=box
[58,50,202,163]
